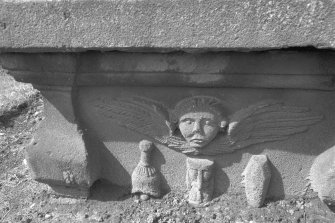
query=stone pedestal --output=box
[27,87,99,197]
[0,54,101,197]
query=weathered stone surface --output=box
[78,86,333,199]
[309,145,335,206]
[26,87,101,197]
[0,0,334,52]
[0,53,77,86]
[2,51,335,90]
[1,51,334,199]
[242,155,271,208]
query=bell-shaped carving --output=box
[131,140,161,201]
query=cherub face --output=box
[178,111,224,148]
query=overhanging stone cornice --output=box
[0,0,335,52]
[1,51,335,90]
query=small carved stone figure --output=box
[241,155,271,207]
[96,96,322,156]
[131,140,161,201]
[186,157,214,206]
[309,145,335,206]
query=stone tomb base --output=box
[1,51,335,200]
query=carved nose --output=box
[192,122,201,133]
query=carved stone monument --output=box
[0,51,331,202]
[0,0,335,207]
[94,94,321,204]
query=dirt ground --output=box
[1,68,335,223]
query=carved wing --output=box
[95,96,174,144]
[200,101,323,155]
[165,135,198,155]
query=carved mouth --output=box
[190,139,205,143]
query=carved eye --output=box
[186,120,193,124]
[204,120,215,126]
[181,119,193,125]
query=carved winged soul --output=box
[95,96,322,156]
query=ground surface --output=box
[1,67,335,223]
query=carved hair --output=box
[171,96,226,124]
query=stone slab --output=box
[0,0,334,52]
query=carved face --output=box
[178,111,223,148]
[188,168,213,189]
[186,157,214,205]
